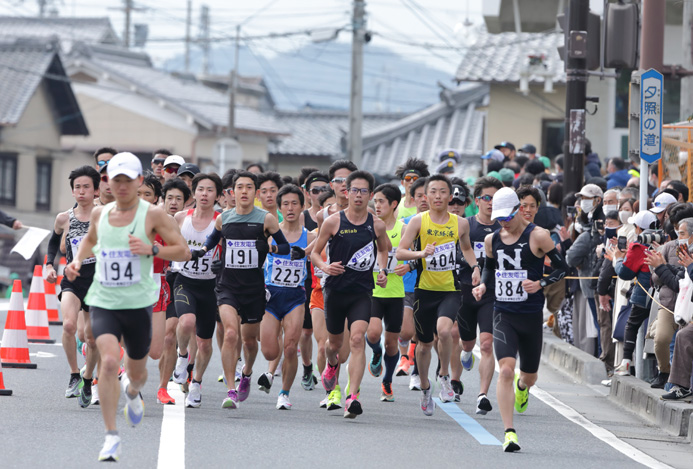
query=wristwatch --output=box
[151,245,159,257]
[381,269,389,276]
[539,279,547,288]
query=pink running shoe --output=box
[321,358,338,392]
[238,375,251,402]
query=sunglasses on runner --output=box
[164,165,180,174]
[331,177,347,184]
[223,188,233,195]
[403,174,419,182]
[496,207,520,222]
[97,160,108,168]
[448,200,465,206]
[476,195,493,202]
[151,158,165,165]
[310,187,327,195]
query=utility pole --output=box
[562,0,589,197]
[348,0,366,166]
[124,0,132,48]
[199,5,211,75]
[228,25,241,139]
[184,0,192,73]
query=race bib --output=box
[99,249,141,287]
[181,248,215,278]
[425,241,455,272]
[346,242,374,271]
[495,270,528,302]
[472,241,486,260]
[70,236,95,265]
[386,249,398,271]
[225,240,258,269]
[270,258,305,287]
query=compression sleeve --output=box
[271,229,290,255]
[203,228,222,252]
[541,248,568,286]
[46,230,61,267]
[481,256,496,286]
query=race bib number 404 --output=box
[425,241,455,272]
[495,270,527,302]
[271,258,305,287]
[225,240,258,269]
[99,249,141,287]
[346,242,375,271]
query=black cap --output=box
[494,142,516,152]
[519,143,536,154]
[177,163,200,177]
[452,184,467,204]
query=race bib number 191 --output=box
[425,241,455,272]
[346,242,374,271]
[495,270,528,302]
[100,249,141,287]
[225,240,258,269]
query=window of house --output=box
[0,153,18,206]
[36,160,52,211]
[541,119,565,158]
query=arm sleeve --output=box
[203,228,222,252]
[542,248,568,286]
[46,230,62,267]
[481,256,496,286]
[270,229,290,255]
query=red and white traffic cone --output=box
[26,265,55,344]
[0,280,37,369]
[0,367,12,395]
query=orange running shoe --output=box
[157,387,175,405]
[408,343,416,367]
[395,355,410,376]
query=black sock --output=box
[71,372,80,380]
[303,363,312,374]
[179,352,188,359]
[505,428,516,433]
[401,354,409,360]
[242,371,251,378]
[192,379,202,385]
[187,363,194,373]
[83,378,93,389]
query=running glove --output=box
[211,259,223,275]
[190,249,205,260]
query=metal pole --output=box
[563,0,589,196]
[184,0,192,73]
[124,0,132,48]
[348,0,366,166]
[228,25,240,139]
[681,0,693,121]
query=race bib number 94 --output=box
[225,240,258,269]
[425,241,455,272]
[346,242,375,271]
[495,270,528,302]
[271,258,305,287]
[100,249,141,287]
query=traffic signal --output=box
[604,2,639,69]
[557,8,601,71]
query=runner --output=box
[457,176,502,414]
[194,170,290,409]
[472,187,568,452]
[45,166,101,406]
[395,158,430,220]
[260,184,316,409]
[171,173,222,408]
[94,148,117,206]
[366,183,408,402]
[65,152,190,462]
[396,174,480,416]
[150,149,171,184]
[311,170,390,418]
[162,155,184,183]
[257,171,284,222]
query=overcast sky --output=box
[1,0,605,73]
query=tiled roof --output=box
[269,110,404,158]
[0,16,120,49]
[455,31,565,85]
[362,84,489,177]
[0,38,88,135]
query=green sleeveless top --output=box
[373,219,405,298]
[85,199,157,309]
[397,204,417,220]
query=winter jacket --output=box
[651,241,685,310]
[606,169,631,189]
[596,250,616,298]
[0,210,16,228]
[614,242,652,308]
[566,229,602,298]
[584,153,602,180]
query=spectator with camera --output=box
[644,205,693,388]
[610,211,659,376]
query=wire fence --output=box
[659,123,693,201]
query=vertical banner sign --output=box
[639,69,663,164]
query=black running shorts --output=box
[174,275,217,340]
[91,306,152,360]
[493,310,543,374]
[165,272,178,320]
[371,297,404,334]
[457,299,494,342]
[324,288,371,335]
[59,273,93,312]
[216,288,266,325]
[413,289,460,344]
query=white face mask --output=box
[678,238,688,248]
[603,204,619,215]
[580,199,594,213]
[619,210,633,224]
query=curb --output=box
[609,375,693,437]
[541,332,607,385]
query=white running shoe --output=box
[186,383,202,408]
[173,353,189,384]
[409,374,421,391]
[258,372,274,394]
[420,388,436,416]
[460,350,475,371]
[276,393,292,410]
[438,375,454,403]
[614,359,632,376]
[92,383,100,405]
[319,394,329,408]
[98,434,121,462]
[121,376,144,427]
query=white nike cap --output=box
[650,192,676,214]
[491,187,520,220]
[107,152,142,180]
[628,210,658,230]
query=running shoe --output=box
[438,375,454,403]
[235,360,243,383]
[301,369,317,391]
[98,434,121,462]
[395,356,411,376]
[513,372,528,413]
[460,350,475,371]
[420,387,435,416]
[321,359,338,392]
[409,373,421,391]
[319,393,329,408]
[186,383,202,408]
[157,388,176,405]
[258,372,274,394]
[92,382,100,406]
[276,393,292,410]
[274,357,283,377]
[222,389,239,409]
[181,369,192,394]
[380,382,394,402]
[238,374,251,402]
[172,353,189,385]
[78,383,92,408]
[121,376,145,427]
[451,379,463,402]
[327,385,342,410]
[344,395,362,419]
[65,374,82,398]
[614,359,632,376]
[369,350,383,377]
[661,386,692,400]
[476,393,493,415]
[217,374,226,384]
[503,430,521,452]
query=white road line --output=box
[472,346,674,469]
[157,383,186,469]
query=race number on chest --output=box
[346,242,375,271]
[225,240,258,269]
[271,258,305,287]
[100,249,141,287]
[425,241,455,272]
[495,270,528,302]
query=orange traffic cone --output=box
[44,279,61,325]
[26,265,55,344]
[0,280,37,369]
[0,367,11,395]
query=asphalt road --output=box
[0,301,690,468]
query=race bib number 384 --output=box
[100,249,141,287]
[425,241,455,272]
[225,240,258,269]
[495,270,527,302]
